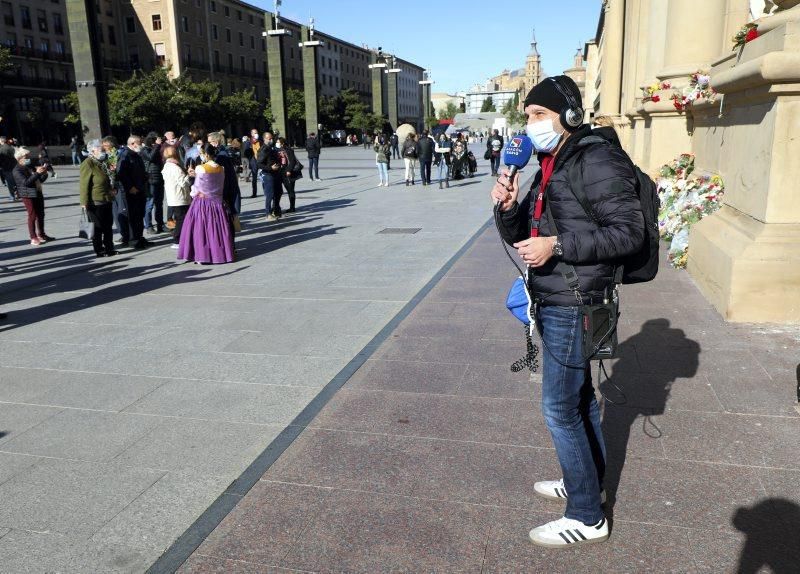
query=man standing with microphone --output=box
[491,76,644,547]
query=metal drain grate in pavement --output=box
[377,228,422,234]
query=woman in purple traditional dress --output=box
[177,143,235,264]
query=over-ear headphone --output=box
[549,77,584,131]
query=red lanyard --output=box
[530,155,555,238]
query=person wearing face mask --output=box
[79,140,117,257]
[491,76,644,548]
[275,136,299,213]
[116,135,149,249]
[256,131,282,220]
[13,147,54,246]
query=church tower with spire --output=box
[523,30,543,96]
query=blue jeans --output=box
[144,181,164,229]
[491,155,501,174]
[376,162,388,184]
[308,156,319,179]
[260,171,277,214]
[437,160,449,183]
[538,305,606,525]
[72,151,80,165]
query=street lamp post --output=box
[298,17,323,138]
[263,0,292,138]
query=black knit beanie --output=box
[523,75,582,113]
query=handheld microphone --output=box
[502,135,534,181]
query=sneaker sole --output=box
[529,532,609,548]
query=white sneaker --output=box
[534,479,606,503]
[529,516,609,548]
[266,214,277,221]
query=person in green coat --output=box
[79,139,117,257]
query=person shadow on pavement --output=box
[599,318,700,522]
[733,498,800,573]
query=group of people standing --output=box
[374,130,477,188]
[79,131,240,264]
[240,129,306,221]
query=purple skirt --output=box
[177,198,235,264]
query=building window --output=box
[96,24,103,42]
[155,42,166,66]
[125,16,135,33]
[40,39,48,53]
[197,46,204,63]
[55,40,64,54]
[248,14,253,25]
[227,52,232,69]
[181,16,188,32]
[223,5,229,17]
[250,35,254,49]
[211,24,217,40]
[108,25,116,45]
[23,35,33,49]
[152,14,162,31]
[196,20,203,36]
[214,49,219,67]
[53,12,63,34]
[20,5,31,29]
[237,9,241,20]
[130,48,140,69]
[209,1,216,13]
[238,32,243,47]
[2,2,13,26]
[225,28,231,43]
[251,58,255,74]
[239,55,244,72]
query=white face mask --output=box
[526,119,563,154]
[275,142,282,149]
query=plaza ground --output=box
[0,146,798,572]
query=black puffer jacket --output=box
[497,126,644,306]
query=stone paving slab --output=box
[175,226,800,573]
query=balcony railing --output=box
[9,46,72,63]
[1,74,71,90]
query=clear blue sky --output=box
[253,0,602,95]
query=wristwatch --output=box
[552,237,564,257]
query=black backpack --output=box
[566,136,660,284]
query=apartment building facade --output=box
[0,0,425,146]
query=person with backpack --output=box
[490,76,647,548]
[486,129,504,176]
[401,133,418,186]
[304,132,322,181]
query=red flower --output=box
[651,95,661,103]
[745,28,759,43]
[673,101,684,111]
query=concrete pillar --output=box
[386,67,399,130]
[266,14,288,138]
[642,0,669,83]
[599,0,625,116]
[300,26,319,136]
[66,0,110,142]
[370,53,385,118]
[658,0,729,81]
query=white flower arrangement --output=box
[656,153,725,268]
